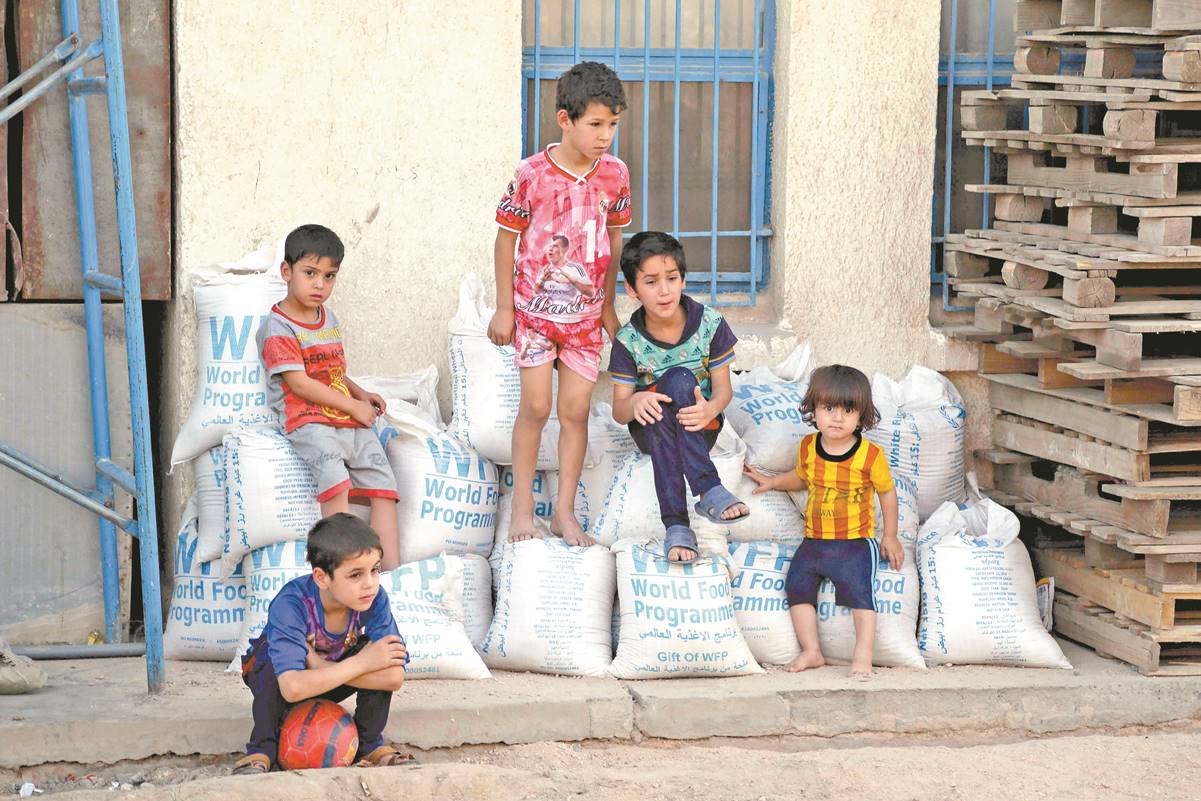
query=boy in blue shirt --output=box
[608,231,749,562]
[232,514,411,774]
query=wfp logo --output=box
[208,315,262,360]
[938,404,966,430]
[176,530,201,576]
[427,437,494,481]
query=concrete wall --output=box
[163,1,524,542]
[769,0,975,375]
[164,1,977,537]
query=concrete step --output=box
[7,641,1201,769]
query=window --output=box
[933,0,1016,313]
[521,0,775,306]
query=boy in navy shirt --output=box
[608,231,749,562]
[232,514,410,774]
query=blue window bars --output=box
[521,0,775,307]
[934,0,1013,312]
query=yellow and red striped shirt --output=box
[795,433,893,540]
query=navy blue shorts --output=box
[785,537,879,611]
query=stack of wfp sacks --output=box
[162,245,497,678]
[451,275,783,678]
[725,348,1069,669]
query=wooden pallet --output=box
[1001,152,1188,200]
[1052,590,1201,676]
[985,369,1201,430]
[992,411,1201,483]
[990,455,1201,537]
[987,373,1201,450]
[1033,544,1201,628]
[1017,0,1201,35]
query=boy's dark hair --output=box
[620,230,686,286]
[306,513,383,575]
[557,61,627,121]
[800,365,880,432]
[284,224,345,267]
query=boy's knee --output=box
[557,394,590,425]
[518,396,552,425]
[656,367,699,405]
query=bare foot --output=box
[551,513,595,547]
[721,502,749,521]
[667,546,698,563]
[508,510,541,543]
[785,651,826,673]
[848,657,873,679]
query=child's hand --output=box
[602,306,619,342]
[364,392,387,416]
[880,534,904,571]
[677,386,715,432]
[487,308,515,346]
[350,399,379,428]
[356,635,408,673]
[305,643,328,670]
[631,391,672,425]
[742,463,776,494]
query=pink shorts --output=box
[513,311,603,383]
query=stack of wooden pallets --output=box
[944,0,1201,675]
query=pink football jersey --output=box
[496,145,632,324]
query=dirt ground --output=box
[8,724,1201,801]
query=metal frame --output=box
[0,0,163,692]
[521,0,775,307]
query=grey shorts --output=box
[287,424,398,503]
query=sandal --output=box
[694,484,750,526]
[355,744,416,767]
[664,525,698,562]
[231,753,271,775]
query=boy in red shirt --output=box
[258,224,401,570]
[489,62,632,544]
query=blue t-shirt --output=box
[259,574,402,675]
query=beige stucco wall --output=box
[162,1,524,552]
[768,0,975,376]
[163,1,983,544]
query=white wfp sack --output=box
[222,427,320,574]
[577,407,743,554]
[727,541,800,665]
[816,474,925,669]
[165,499,247,661]
[228,538,311,670]
[610,540,762,679]
[726,344,816,473]
[482,536,615,676]
[722,474,805,547]
[381,556,491,680]
[866,366,967,520]
[448,274,560,469]
[354,365,443,427]
[171,271,288,465]
[377,400,500,565]
[916,498,1071,669]
[193,446,228,563]
[458,553,493,649]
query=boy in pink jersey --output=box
[489,62,632,544]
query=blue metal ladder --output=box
[0,0,163,692]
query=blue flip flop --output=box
[694,484,750,525]
[664,525,699,562]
